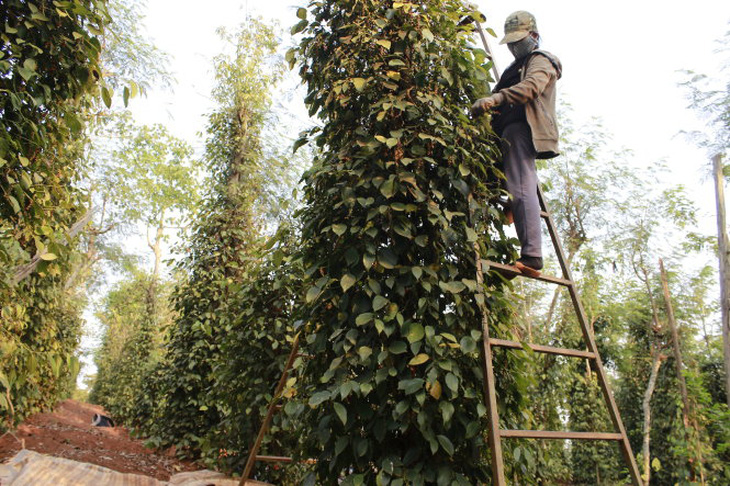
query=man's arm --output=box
[471,55,557,115]
[491,55,557,106]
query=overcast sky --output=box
[131,0,729,217]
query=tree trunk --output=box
[641,351,664,484]
[712,153,730,407]
[149,210,165,281]
[659,258,701,481]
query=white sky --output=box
[79,1,729,383]
[131,0,729,219]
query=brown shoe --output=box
[515,258,542,278]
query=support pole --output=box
[712,153,730,406]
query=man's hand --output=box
[471,96,498,116]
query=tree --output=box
[136,18,292,462]
[1,0,109,427]
[289,1,524,483]
[680,25,730,406]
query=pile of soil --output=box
[0,399,199,480]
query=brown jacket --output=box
[492,50,562,159]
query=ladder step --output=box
[255,455,317,464]
[255,455,293,463]
[490,339,595,359]
[482,260,572,286]
[500,430,623,441]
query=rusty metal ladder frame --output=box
[238,333,308,485]
[479,186,643,485]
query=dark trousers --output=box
[501,122,542,258]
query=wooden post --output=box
[712,153,730,407]
[659,258,703,482]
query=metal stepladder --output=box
[477,186,643,485]
[468,20,642,484]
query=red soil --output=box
[0,399,199,480]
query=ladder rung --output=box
[255,455,293,463]
[490,339,595,359]
[500,429,623,441]
[255,455,317,464]
[482,260,573,286]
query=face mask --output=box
[508,35,538,59]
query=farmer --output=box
[471,10,562,277]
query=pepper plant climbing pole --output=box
[288,0,512,483]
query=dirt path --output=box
[0,399,199,481]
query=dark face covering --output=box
[508,34,538,59]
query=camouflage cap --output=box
[499,10,538,45]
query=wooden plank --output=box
[482,260,573,286]
[500,429,623,441]
[490,338,595,359]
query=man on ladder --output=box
[472,10,562,278]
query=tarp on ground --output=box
[0,449,271,486]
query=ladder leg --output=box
[537,186,643,485]
[479,311,507,486]
[239,334,301,485]
[468,194,506,485]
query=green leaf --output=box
[439,281,466,294]
[404,322,425,343]
[389,341,407,354]
[309,391,331,407]
[296,7,307,19]
[465,227,478,242]
[358,346,373,361]
[422,29,434,42]
[445,373,458,392]
[408,353,429,366]
[291,19,308,35]
[7,195,20,214]
[341,274,357,292]
[306,285,322,303]
[356,312,374,326]
[380,178,396,198]
[398,378,424,394]
[363,253,375,270]
[437,435,454,455]
[334,402,347,425]
[376,39,392,50]
[459,336,477,353]
[40,253,58,261]
[373,295,388,311]
[101,86,112,108]
[378,248,397,269]
[332,223,347,235]
[439,401,454,422]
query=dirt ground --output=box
[0,399,199,480]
